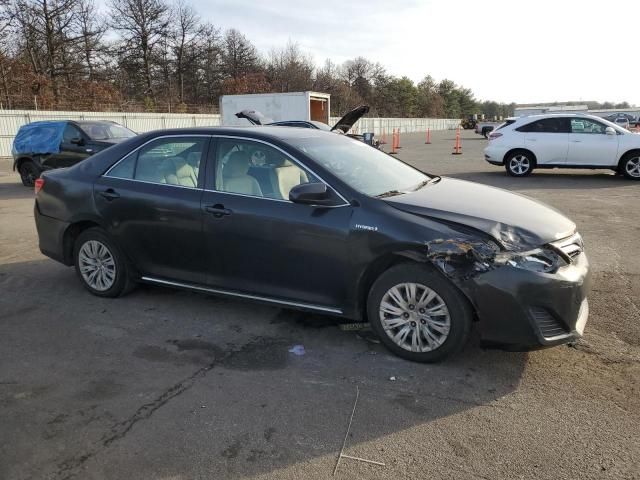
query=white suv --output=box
[484,114,640,180]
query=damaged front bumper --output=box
[460,250,591,350]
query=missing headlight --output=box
[495,248,567,273]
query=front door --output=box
[567,117,620,167]
[95,135,211,283]
[55,123,92,167]
[201,136,353,310]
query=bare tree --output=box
[222,28,257,79]
[75,0,105,80]
[110,0,169,103]
[266,41,313,92]
[168,0,199,103]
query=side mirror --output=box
[605,127,616,135]
[289,182,332,205]
[70,137,84,145]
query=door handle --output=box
[571,140,582,143]
[99,188,120,201]
[205,204,232,218]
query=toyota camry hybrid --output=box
[34,126,591,362]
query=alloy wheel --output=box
[78,240,116,291]
[509,155,530,175]
[625,156,640,178]
[379,282,451,352]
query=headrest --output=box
[224,151,250,177]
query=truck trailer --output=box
[220,92,331,126]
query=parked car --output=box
[484,114,640,179]
[12,120,136,186]
[605,113,637,128]
[613,117,630,130]
[474,120,501,138]
[34,126,590,362]
[236,105,377,146]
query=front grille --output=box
[550,233,584,261]
[530,307,569,339]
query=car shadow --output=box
[0,180,34,200]
[0,259,528,479]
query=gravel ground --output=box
[0,129,638,480]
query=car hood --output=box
[235,110,274,126]
[331,105,369,133]
[384,177,576,249]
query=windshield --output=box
[289,134,430,197]
[80,123,136,140]
[310,121,332,131]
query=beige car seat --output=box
[272,158,309,199]
[223,151,263,196]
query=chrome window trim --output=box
[100,176,202,191]
[102,133,351,207]
[102,134,212,184]
[209,134,351,207]
[141,276,343,314]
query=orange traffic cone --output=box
[380,129,387,144]
[425,128,431,145]
[389,128,398,154]
[396,127,402,149]
[452,127,462,155]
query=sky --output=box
[188,0,640,105]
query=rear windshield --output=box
[79,123,136,140]
[496,119,516,131]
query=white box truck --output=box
[220,91,331,126]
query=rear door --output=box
[567,118,619,166]
[200,136,353,310]
[519,117,570,165]
[95,135,211,283]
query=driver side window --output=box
[62,124,82,143]
[214,139,318,200]
[571,118,606,134]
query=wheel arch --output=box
[14,156,35,172]
[503,148,537,167]
[62,220,102,265]
[356,249,477,323]
[618,148,640,168]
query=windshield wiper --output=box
[375,189,403,198]
[410,176,441,192]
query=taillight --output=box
[34,178,45,195]
[488,132,503,140]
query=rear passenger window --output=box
[517,118,569,133]
[106,137,207,188]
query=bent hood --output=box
[235,110,274,126]
[331,105,369,133]
[385,177,576,249]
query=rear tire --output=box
[620,152,640,180]
[505,150,534,177]
[367,264,472,363]
[19,161,40,187]
[73,227,135,297]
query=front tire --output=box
[367,264,472,363]
[505,150,534,177]
[620,152,640,180]
[73,227,134,297]
[19,161,41,187]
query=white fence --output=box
[0,109,460,157]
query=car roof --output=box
[138,125,336,142]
